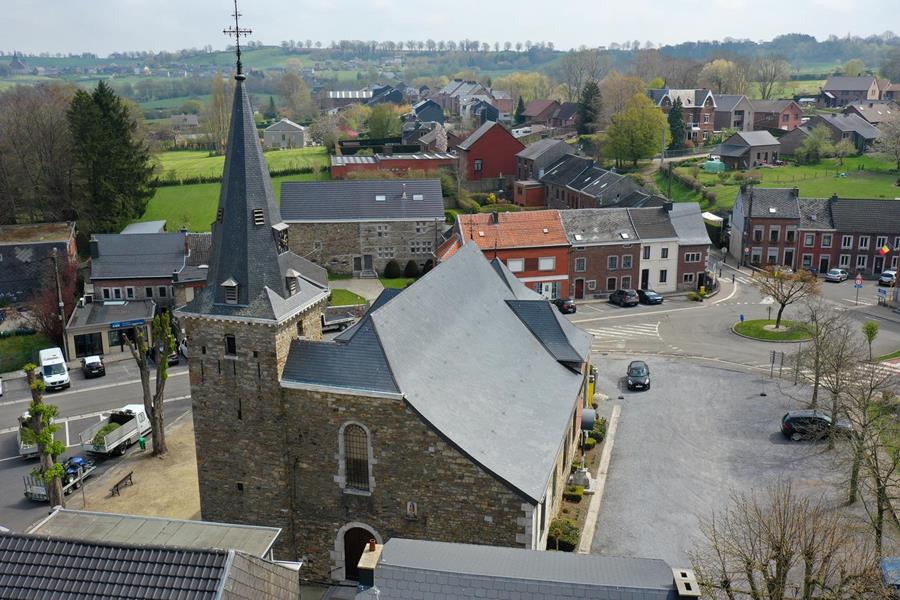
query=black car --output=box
[626,360,650,390]
[81,356,106,378]
[781,410,852,441]
[552,298,576,314]
[609,289,639,307]
[637,289,663,305]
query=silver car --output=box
[879,270,896,286]
[824,268,848,282]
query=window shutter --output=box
[524,257,539,271]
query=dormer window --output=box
[272,222,289,254]
[221,277,239,304]
[252,208,265,226]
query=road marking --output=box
[588,322,661,342]
[571,304,703,324]
[578,403,620,554]
[0,370,188,408]
[713,281,740,304]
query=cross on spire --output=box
[223,0,252,77]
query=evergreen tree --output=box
[68,81,153,233]
[264,95,278,120]
[667,98,685,151]
[576,80,601,135]
[514,96,526,125]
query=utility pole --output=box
[667,162,673,200]
[659,121,666,168]
[50,248,68,361]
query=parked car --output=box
[609,289,639,307]
[879,270,897,286]
[781,410,852,441]
[637,289,663,305]
[802,266,818,277]
[38,347,70,391]
[552,298,576,314]
[81,356,106,378]
[626,361,650,390]
[824,268,849,282]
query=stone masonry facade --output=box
[288,220,444,275]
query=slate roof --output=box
[327,90,373,99]
[516,138,567,160]
[121,220,166,234]
[28,509,281,559]
[845,101,898,124]
[185,232,212,266]
[282,243,591,503]
[830,198,900,233]
[648,88,714,108]
[748,99,796,114]
[552,101,579,122]
[813,113,882,139]
[375,538,678,598]
[823,75,877,91]
[731,131,780,147]
[540,155,592,187]
[0,533,230,600]
[745,188,801,219]
[669,203,713,246]
[717,143,750,158]
[611,191,670,208]
[714,94,747,112]
[457,120,500,150]
[560,208,636,245]
[523,99,557,117]
[264,118,304,132]
[280,179,444,222]
[456,210,568,249]
[67,299,156,331]
[798,198,834,230]
[91,232,186,279]
[506,300,587,367]
[628,207,678,240]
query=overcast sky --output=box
[5,0,894,56]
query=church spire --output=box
[223,0,252,78]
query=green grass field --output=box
[379,278,416,289]
[0,333,53,374]
[140,172,329,231]
[733,319,813,341]
[154,147,328,180]
[141,95,211,110]
[329,289,367,306]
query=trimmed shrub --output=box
[403,260,420,278]
[0,327,37,339]
[687,291,704,302]
[421,259,434,275]
[547,518,580,552]
[444,210,458,224]
[458,196,480,214]
[383,260,403,278]
[470,192,491,206]
[563,485,584,502]
[584,436,597,450]
[590,416,607,442]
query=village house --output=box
[522,100,561,125]
[649,89,717,144]
[542,154,642,209]
[329,152,456,179]
[549,102,579,128]
[0,222,77,304]
[819,75,882,108]
[713,94,753,131]
[169,113,199,129]
[406,98,444,124]
[513,139,574,207]
[561,208,640,299]
[780,113,881,154]
[716,130,781,170]
[842,100,898,126]
[439,210,571,299]
[749,99,803,132]
[630,207,680,294]
[263,118,306,149]
[670,203,714,292]
[456,121,525,183]
[280,178,445,276]
[434,79,488,113]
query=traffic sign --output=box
[855,274,864,285]
[854,283,864,289]
[878,288,887,297]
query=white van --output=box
[38,347,70,391]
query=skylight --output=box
[412,194,424,201]
[769,207,777,214]
[375,195,386,202]
[620,232,630,239]
[574,234,584,241]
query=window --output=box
[622,255,632,269]
[145,287,153,298]
[415,221,428,234]
[839,254,850,267]
[642,246,651,259]
[587,280,596,290]
[409,241,432,254]
[342,423,370,492]
[224,284,238,304]
[822,234,833,248]
[702,130,709,141]
[474,159,483,172]
[574,257,586,272]
[894,237,900,250]
[375,195,386,202]
[538,257,556,271]
[313,240,323,251]
[877,236,887,249]
[753,227,763,243]
[506,258,524,273]
[125,287,135,299]
[252,208,264,226]
[660,248,668,259]
[769,226,780,243]
[767,248,778,264]
[782,113,789,123]
[606,277,617,291]
[802,254,813,267]
[376,224,389,237]
[621,276,632,289]
[158,286,168,298]
[786,229,796,243]
[859,236,870,250]
[659,269,668,283]
[703,113,710,123]
[113,288,123,299]
[856,255,867,269]
[751,248,762,265]
[804,233,815,247]
[225,334,236,356]
[842,235,853,249]
[102,288,111,300]
[684,252,701,263]
[683,272,695,284]
[377,247,395,259]
[608,256,618,270]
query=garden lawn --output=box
[379,277,415,289]
[0,333,53,374]
[139,173,329,232]
[877,349,900,361]
[733,319,813,341]
[329,289,367,306]
[155,147,328,180]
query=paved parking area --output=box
[590,357,858,566]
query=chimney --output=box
[356,541,383,590]
[490,211,500,225]
[672,568,701,598]
[830,193,839,204]
[89,237,99,259]
[791,186,799,198]
[664,201,673,212]
[401,183,407,199]
[740,183,748,195]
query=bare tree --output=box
[124,314,177,457]
[798,300,845,409]
[204,73,233,154]
[22,364,65,507]
[753,55,791,100]
[876,112,900,171]
[692,481,885,599]
[819,319,865,450]
[751,266,820,329]
[557,49,610,101]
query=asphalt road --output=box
[0,360,191,533]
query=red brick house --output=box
[330,152,457,179]
[523,100,561,125]
[649,89,716,145]
[749,99,803,132]
[560,209,640,299]
[438,210,570,298]
[456,121,525,182]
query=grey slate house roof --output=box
[121,220,166,234]
[178,73,329,323]
[798,198,834,230]
[280,179,444,222]
[714,94,747,112]
[611,191,670,209]
[745,188,801,219]
[264,118,305,132]
[731,130,780,146]
[370,538,679,600]
[67,299,156,332]
[281,243,591,503]
[0,222,75,303]
[517,138,571,161]
[90,232,187,280]
[830,198,900,233]
[748,99,795,114]
[823,75,877,92]
[541,155,594,187]
[669,203,713,246]
[0,532,299,600]
[629,207,678,240]
[560,209,637,245]
[810,113,881,139]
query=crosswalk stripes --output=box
[587,322,660,344]
[732,275,753,285]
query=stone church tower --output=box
[175,59,329,544]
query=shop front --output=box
[65,298,156,359]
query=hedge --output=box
[152,165,324,187]
[0,327,37,339]
[547,517,580,552]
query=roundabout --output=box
[732,319,814,342]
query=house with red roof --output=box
[523,100,561,125]
[437,210,570,298]
[455,121,525,182]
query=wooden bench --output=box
[110,471,134,496]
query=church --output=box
[176,32,592,583]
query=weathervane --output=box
[223,0,252,77]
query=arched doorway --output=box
[344,527,373,581]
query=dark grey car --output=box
[626,360,650,390]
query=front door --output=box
[784,249,794,269]
[819,256,829,274]
[574,278,584,300]
[344,528,372,581]
[640,269,650,290]
[363,255,374,270]
[875,256,884,273]
[353,256,362,272]
[540,282,553,299]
